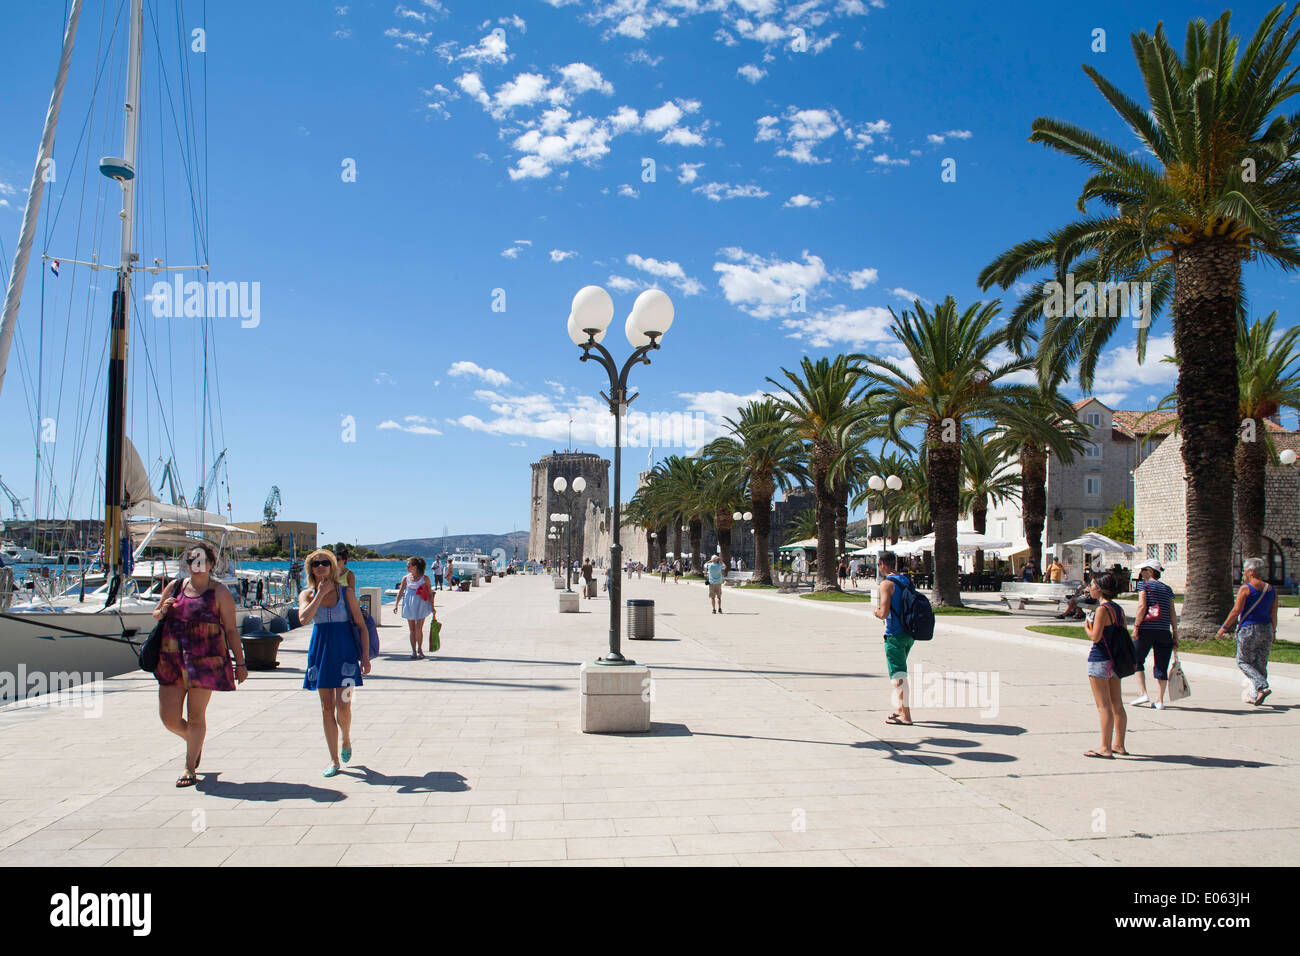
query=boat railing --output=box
[0,568,13,611]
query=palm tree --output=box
[786,508,818,544]
[768,356,869,592]
[855,297,1036,606]
[979,7,1300,637]
[1144,312,1300,560]
[703,399,807,584]
[700,458,747,571]
[960,431,1023,573]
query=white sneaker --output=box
[1153,701,1165,710]
[1131,695,1150,706]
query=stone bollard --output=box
[558,591,580,613]
[579,662,651,733]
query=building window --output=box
[1085,412,1101,427]
[1084,515,1101,529]
[1164,543,1178,563]
[1085,476,1101,496]
[1082,441,1101,459]
[1147,544,1159,559]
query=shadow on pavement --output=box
[194,775,345,802]
[601,722,693,738]
[913,720,1028,736]
[1118,754,1274,769]
[348,766,470,792]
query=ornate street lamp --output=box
[553,474,586,590]
[568,285,674,664]
[867,474,903,557]
[732,510,753,569]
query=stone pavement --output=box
[0,574,1295,866]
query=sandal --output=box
[1113,748,1130,756]
[176,772,198,788]
[322,764,340,778]
[1254,688,1272,706]
[885,714,913,725]
[1083,749,1113,759]
[341,745,352,764]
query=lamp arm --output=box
[579,338,620,386]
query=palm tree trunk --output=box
[1235,424,1267,562]
[689,519,703,573]
[929,424,963,606]
[752,476,775,585]
[834,478,849,561]
[716,510,734,571]
[973,499,988,574]
[1020,443,1047,577]
[1174,238,1241,640]
[813,443,839,591]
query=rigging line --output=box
[175,0,207,263]
[129,294,182,475]
[148,3,206,259]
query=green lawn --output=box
[1119,592,1299,608]
[934,606,1011,616]
[739,583,778,590]
[801,591,873,603]
[1025,624,1300,664]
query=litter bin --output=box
[627,598,655,641]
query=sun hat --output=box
[1138,558,1163,572]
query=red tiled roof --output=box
[1110,409,1178,439]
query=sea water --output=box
[240,559,412,604]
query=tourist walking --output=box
[1218,558,1278,706]
[1131,559,1178,709]
[706,552,725,613]
[838,556,849,588]
[1084,572,1129,758]
[1046,557,1065,583]
[300,549,372,777]
[873,551,914,726]
[849,557,861,588]
[581,559,596,599]
[659,560,668,582]
[152,544,246,788]
[335,545,357,590]
[394,557,435,658]
[672,557,682,583]
[431,557,444,591]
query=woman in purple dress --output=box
[153,543,246,787]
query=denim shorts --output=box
[1087,659,1115,679]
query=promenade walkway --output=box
[0,574,1295,866]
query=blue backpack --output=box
[889,574,935,642]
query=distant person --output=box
[1218,557,1278,706]
[581,559,596,599]
[659,560,668,583]
[335,546,357,591]
[1131,559,1178,709]
[672,558,682,583]
[1046,558,1065,583]
[300,549,371,777]
[431,557,444,591]
[152,543,247,788]
[1084,572,1129,758]
[706,553,725,613]
[1021,563,1035,583]
[849,557,861,588]
[394,557,434,658]
[838,556,849,588]
[873,551,914,726]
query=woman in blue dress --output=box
[393,556,434,658]
[300,549,372,777]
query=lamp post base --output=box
[592,654,637,665]
[579,661,650,733]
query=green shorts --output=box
[884,633,915,678]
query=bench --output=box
[724,571,755,586]
[999,582,1077,611]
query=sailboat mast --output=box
[103,0,144,597]
[0,0,83,400]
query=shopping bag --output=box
[429,615,441,653]
[1167,653,1191,702]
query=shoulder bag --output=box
[138,575,186,673]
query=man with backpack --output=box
[873,551,935,726]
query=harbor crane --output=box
[0,475,28,519]
[193,449,227,512]
[263,486,281,530]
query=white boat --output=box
[1,542,43,564]
[0,1,291,702]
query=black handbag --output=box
[138,576,184,673]
[1101,601,1137,678]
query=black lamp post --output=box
[732,510,752,569]
[553,475,586,591]
[568,285,674,665]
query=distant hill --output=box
[361,531,530,559]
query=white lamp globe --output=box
[568,311,605,346]
[553,477,567,493]
[886,474,903,491]
[868,475,885,492]
[630,288,674,340]
[573,476,587,493]
[732,511,742,521]
[743,511,752,521]
[626,311,653,348]
[571,285,614,335]
[1282,449,1298,466]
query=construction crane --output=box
[0,475,28,519]
[263,486,281,529]
[158,459,186,506]
[193,449,227,512]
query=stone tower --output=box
[528,451,611,562]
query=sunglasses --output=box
[310,559,332,569]
[185,553,208,566]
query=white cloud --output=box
[784,193,820,208]
[626,254,705,295]
[607,274,645,293]
[375,371,397,386]
[713,248,829,319]
[872,153,909,166]
[500,239,532,258]
[676,162,704,184]
[847,267,878,288]
[1091,336,1177,396]
[926,129,973,144]
[782,306,895,348]
[379,415,442,436]
[694,181,769,201]
[891,287,925,303]
[737,64,766,83]
[618,183,640,198]
[448,361,511,387]
[384,27,432,50]
[549,249,578,262]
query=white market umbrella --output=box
[905,531,1014,554]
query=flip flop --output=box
[1113,748,1130,756]
[1255,688,1272,706]
[1083,749,1114,759]
[341,746,352,764]
[322,765,340,778]
[885,714,913,725]
[175,772,197,788]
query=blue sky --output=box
[0,0,1293,545]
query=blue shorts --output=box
[1087,659,1115,679]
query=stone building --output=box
[527,451,610,563]
[1134,430,1300,590]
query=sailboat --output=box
[0,1,292,702]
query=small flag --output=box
[49,260,60,277]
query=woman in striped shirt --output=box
[1132,559,1178,709]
